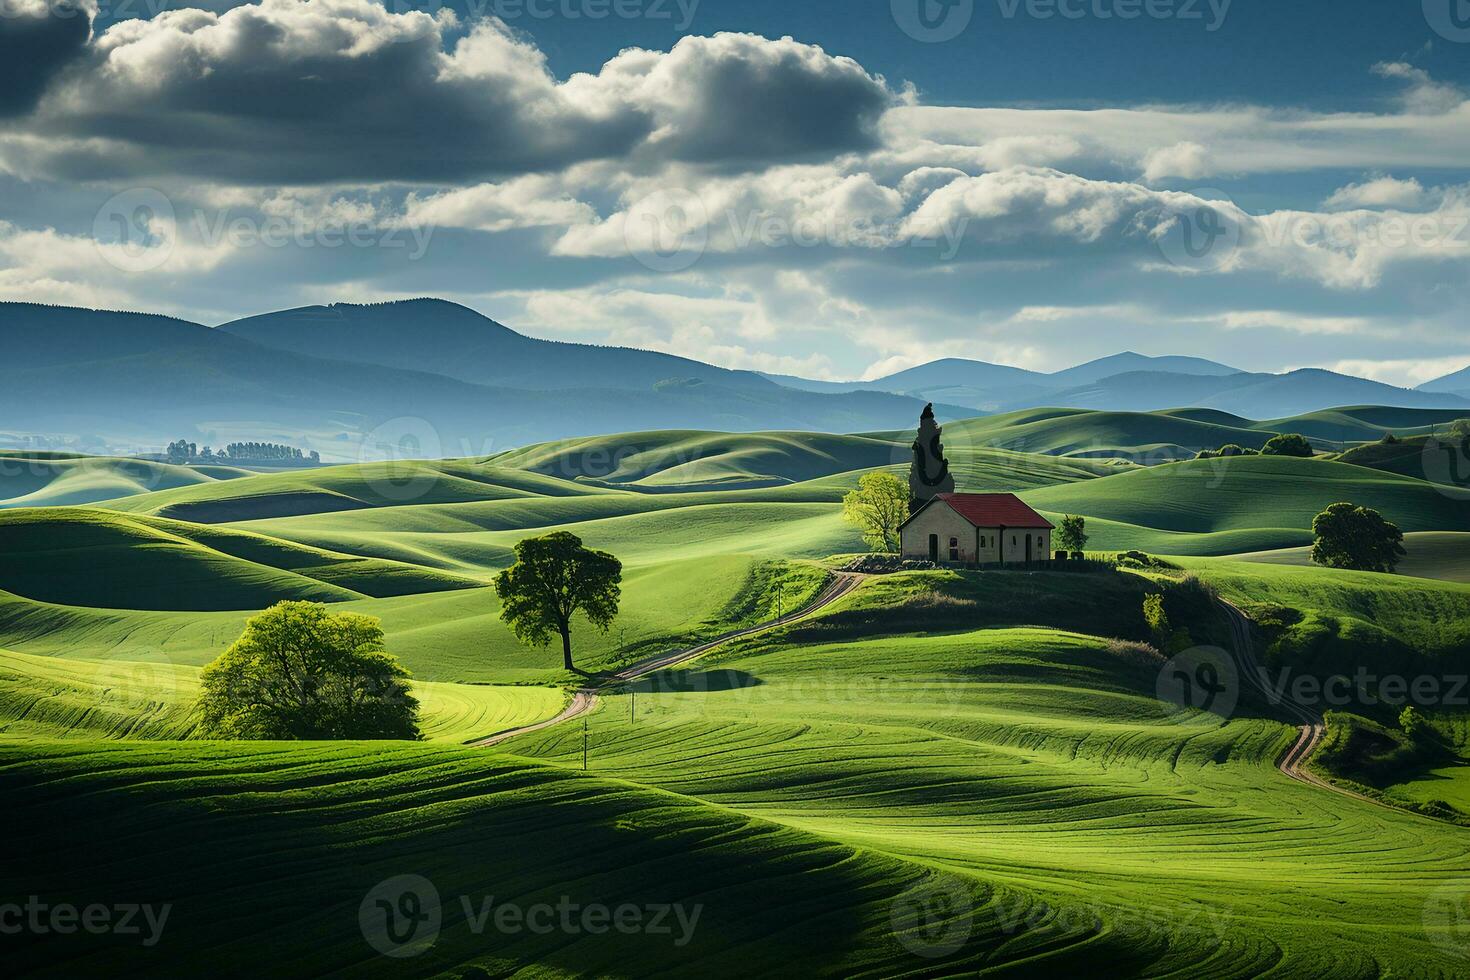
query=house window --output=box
[948,537,959,562]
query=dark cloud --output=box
[0,0,92,117]
[3,3,892,183]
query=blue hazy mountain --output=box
[0,302,964,451]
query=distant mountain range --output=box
[765,352,1470,419]
[1,299,1466,457]
[0,301,966,458]
[1420,365,1470,400]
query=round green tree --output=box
[495,531,622,672]
[197,601,418,739]
[842,471,909,553]
[1310,502,1406,573]
[1262,433,1314,458]
[1056,515,1089,554]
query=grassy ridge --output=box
[0,454,248,509]
[934,407,1273,457]
[1234,531,1470,584]
[1024,455,1470,554]
[1180,558,1470,681]
[104,460,609,522]
[500,606,1470,977]
[0,553,826,684]
[2,741,1097,978]
[6,424,1470,977]
[0,648,563,742]
[0,509,479,610]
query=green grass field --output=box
[1235,531,1470,583]
[0,453,250,509]
[5,424,1470,977]
[0,648,562,742]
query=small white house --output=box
[899,492,1054,565]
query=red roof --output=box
[925,493,1054,529]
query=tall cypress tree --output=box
[908,403,955,512]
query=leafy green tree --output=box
[197,601,418,739]
[1056,515,1088,554]
[1400,706,1430,745]
[1196,444,1259,459]
[495,531,622,672]
[1143,594,1170,646]
[842,471,909,553]
[1262,433,1314,458]
[1310,502,1406,573]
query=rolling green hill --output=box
[495,573,1470,976]
[0,454,248,509]
[103,459,609,523]
[6,421,1470,977]
[9,566,1470,975]
[0,509,479,610]
[492,429,904,488]
[0,648,561,742]
[1331,432,1470,489]
[933,407,1272,458]
[875,405,1470,462]
[3,740,1037,977]
[1023,455,1470,554]
[1234,531,1470,584]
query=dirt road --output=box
[471,572,864,748]
[1219,599,1378,802]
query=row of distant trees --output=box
[166,439,319,463]
[1196,432,1315,460]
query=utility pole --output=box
[630,687,636,724]
[582,718,588,771]
[776,581,784,618]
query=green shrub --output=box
[1262,433,1315,458]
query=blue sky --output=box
[4,0,1470,385]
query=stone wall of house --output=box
[901,503,976,563]
[902,504,1053,564]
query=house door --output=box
[928,534,938,562]
[1025,534,1033,562]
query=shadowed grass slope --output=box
[0,509,479,610]
[0,455,248,509]
[103,460,611,523]
[1023,455,1470,554]
[0,552,828,685]
[1,741,1124,978]
[1233,531,1470,584]
[0,649,562,742]
[500,574,1470,977]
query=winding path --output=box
[1219,599,1377,803]
[471,572,864,748]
